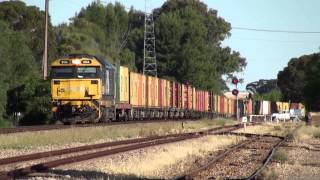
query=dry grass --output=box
[292,125,320,141]
[60,135,246,179]
[258,168,278,180]
[0,118,236,150]
[235,123,301,137]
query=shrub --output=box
[273,150,288,163]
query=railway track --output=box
[0,118,201,135]
[176,132,286,180]
[0,123,247,179]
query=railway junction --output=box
[0,119,319,179]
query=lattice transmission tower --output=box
[143,0,157,77]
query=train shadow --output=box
[49,169,163,180]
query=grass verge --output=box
[292,125,320,141]
[0,118,237,150]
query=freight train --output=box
[50,54,304,124]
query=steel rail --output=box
[175,132,284,180]
[0,124,242,166]
[0,125,244,179]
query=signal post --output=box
[232,77,239,121]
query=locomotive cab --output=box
[51,54,115,124]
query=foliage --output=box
[278,53,320,111]
[58,0,246,91]
[253,89,282,102]
[0,1,246,126]
[273,150,288,163]
[153,0,246,91]
[0,1,52,126]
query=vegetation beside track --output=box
[235,122,303,137]
[260,124,320,179]
[0,118,236,150]
[56,135,245,179]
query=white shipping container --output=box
[262,101,270,115]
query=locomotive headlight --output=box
[72,59,81,65]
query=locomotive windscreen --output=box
[51,66,100,78]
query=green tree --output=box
[278,53,320,111]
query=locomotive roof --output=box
[63,54,114,69]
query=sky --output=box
[22,0,320,90]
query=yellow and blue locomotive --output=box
[51,54,117,124]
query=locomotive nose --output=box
[52,79,100,100]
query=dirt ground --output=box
[262,138,320,180]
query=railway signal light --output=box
[232,89,239,96]
[232,77,239,85]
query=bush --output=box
[313,131,320,138]
[273,150,288,163]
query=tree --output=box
[0,2,53,126]
[278,53,320,111]
[151,0,246,92]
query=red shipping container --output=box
[290,103,299,109]
[182,84,193,110]
[170,82,182,109]
[158,79,163,108]
[220,96,225,114]
[246,99,253,115]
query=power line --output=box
[231,37,320,44]
[232,26,320,34]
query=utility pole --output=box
[143,0,157,77]
[42,0,49,80]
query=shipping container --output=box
[217,95,221,114]
[158,78,164,108]
[116,66,129,104]
[246,99,253,115]
[164,80,170,108]
[219,96,225,115]
[192,87,196,110]
[290,103,299,109]
[129,72,146,108]
[147,76,159,108]
[224,98,229,115]
[271,102,278,113]
[238,100,245,117]
[205,91,209,112]
[170,82,182,109]
[208,92,214,112]
[195,90,206,112]
[262,101,271,115]
[282,102,289,111]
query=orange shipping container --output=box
[205,91,209,112]
[224,98,229,115]
[147,76,159,108]
[192,87,196,110]
[163,80,170,108]
[246,99,253,115]
[130,72,146,108]
[217,95,221,114]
